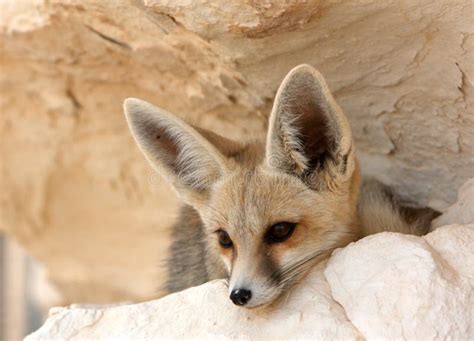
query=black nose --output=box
[230,289,252,306]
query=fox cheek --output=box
[218,248,233,274]
[221,256,232,273]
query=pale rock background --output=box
[0,0,473,306]
[432,178,474,228]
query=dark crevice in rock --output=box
[85,25,131,50]
[455,62,468,103]
[66,87,82,112]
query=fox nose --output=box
[230,289,252,306]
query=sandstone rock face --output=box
[26,224,474,340]
[1,0,473,304]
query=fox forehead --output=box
[202,168,323,235]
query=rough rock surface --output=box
[26,224,474,340]
[326,227,473,339]
[432,178,474,228]
[1,0,473,304]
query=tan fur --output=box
[123,64,434,308]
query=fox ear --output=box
[265,64,355,189]
[124,98,237,206]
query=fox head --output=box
[124,65,361,308]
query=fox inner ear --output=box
[124,98,234,205]
[265,64,354,189]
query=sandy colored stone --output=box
[0,0,473,304]
[26,224,474,339]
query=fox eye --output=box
[217,230,233,248]
[265,222,296,243]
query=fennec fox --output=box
[124,65,435,308]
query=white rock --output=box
[27,224,474,340]
[325,226,474,340]
[26,263,362,340]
